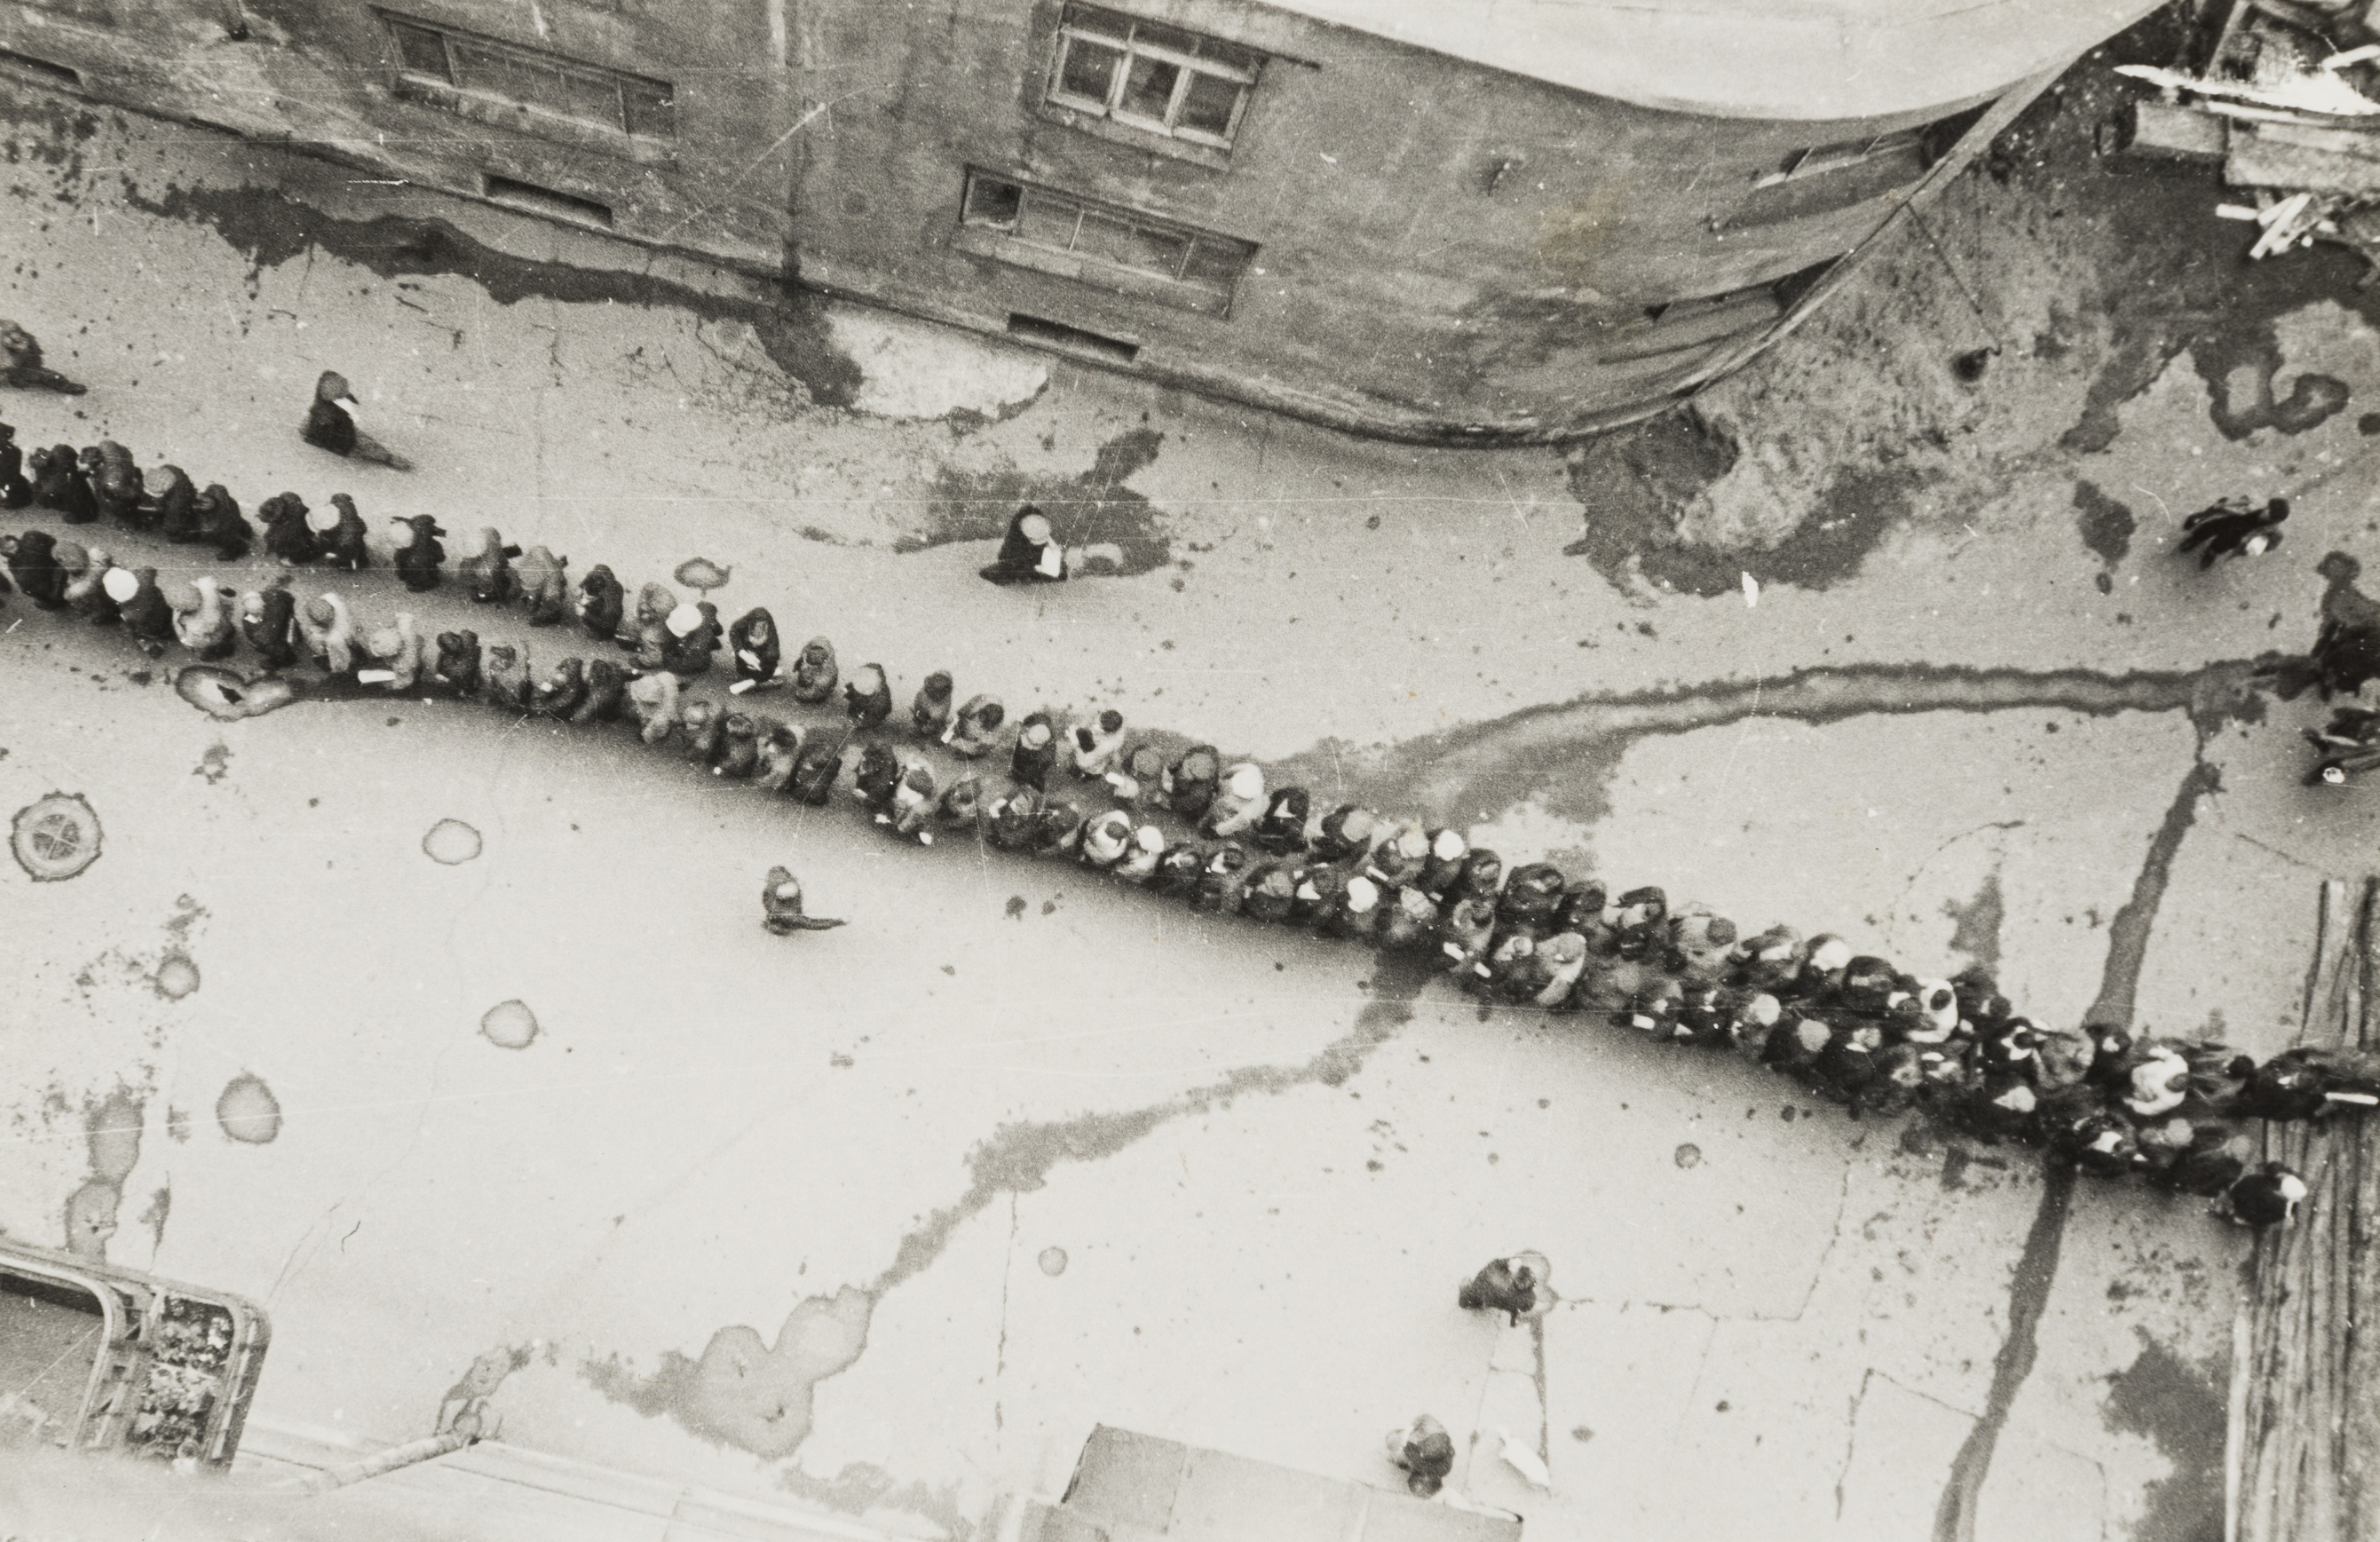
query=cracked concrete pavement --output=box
[0,27,2370,1542]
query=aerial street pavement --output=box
[4,24,2378,1542]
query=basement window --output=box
[958,169,1255,316]
[380,11,675,141]
[0,48,82,88]
[1007,313,1141,365]
[484,173,614,227]
[1048,4,1261,150]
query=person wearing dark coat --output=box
[31,445,96,523]
[2227,1162,2309,1229]
[83,444,142,529]
[577,564,626,644]
[147,466,200,542]
[1164,744,1221,820]
[0,423,28,509]
[912,670,954,739]
[532,657,588,721]
[315,494,372,572]
[791,736,844,805]
[115,566,177,654]
[980,504,1066,585]
[2177,497,2286,568]
[240,585,300,668]
[192,484,252,561]
[945,692,1003,756]
[1386,1416,1456,1500]
[660,602,721,678]
[431,630,482,696]
[1459,1254,1548,1326]
[712,714,763,777]
[3,530,68,609]
[0,320,87,394]
[1010,711,1058,790]
[844,663,893,729]
[851,740,903,814]
[762,867,845,935]
[1251,787,1310,855]
[573,659,629,725]
[727,606,781,692]
[391,514,447,592]
[258,494,318,565]
[303,370,414,470]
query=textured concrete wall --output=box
[0,0,2060,439]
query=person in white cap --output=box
[762,867,845,935]
[660,601,720,678]
[303,370,413,471]
[1114,823,1167,883]
[1201,763,1267,839]
[2226,1162,2308,1229]
[980,504,1067,585]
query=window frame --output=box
[955,168,1256,317]
[1045,5,1259,151]
[376,10,676,145]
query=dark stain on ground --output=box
[1933,746,2222,1541]
[2048,23,2373,450]
[86,1087,144,1184]
[586,953,1435,1459]
[1285,656,2265,838]
[2073,480,2135,568]
[580,1286,874,1459]
[2102,1332,2226,1542]
[135,1183,171,1254]
[1943,868,2007,976]
[123,184,863,408]
[1932,1165,2078,1542]
[872,949,1435,1295]
[907,426,1173,575]
[1562,411,1931,597]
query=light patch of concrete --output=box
[826,306,1048,423]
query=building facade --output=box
[0,0,2159,442]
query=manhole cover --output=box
[12,794,103,882]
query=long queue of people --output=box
[0,414,2360,1234]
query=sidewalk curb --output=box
[236,1415,951,1542]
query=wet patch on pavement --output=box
[1562,413,1930,597]
[123,184,866,409]
[581,1286,874,1459]
[479,1000,539,1050]
[1943,869,2007,976]
[11,791,102,881]
[151,953,200,1000]
[215,1073,281,1144]
[172,664,297,721]
[905,425,1173,575]
[423,818,484,866]
[2073,479,2135,575]
[2100,1332,2225,1542]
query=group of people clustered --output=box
[0,352,2372,1503]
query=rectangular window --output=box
[1047,4,1260,150]
[378,11,675,141]
[959,170,1254,310]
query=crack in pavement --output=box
[1929,745,2221,1542]
[869,949,1440,1294]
